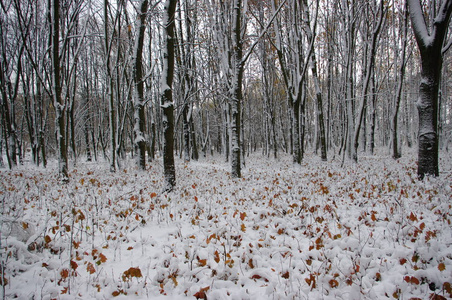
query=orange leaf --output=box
[438,263,446,271]
[375,273,381,281]
[44,235,52,244]
[419,222,425,231]
[60,268,69,279]
[87,262,96,274]
[410,276,420,285]
[214,250,220,263]
[371,213,377,221]
[248,259,255,269]
[408,212,418,222]
[122,267,143,281]
[240,212,247,221]
[198,259,207,267]
[251,274,268,282]
[70,260,78,270]
[241,223,246,232]
[399,258,407,265]
[150,192,157,198]
[194,196,198,202]
[329,279,339,288]
[99,253,107,263]
[443,282,452,296]
[193,286,209,299]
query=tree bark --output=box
[52,0,69,181]
[161,0,177,192]
[408,0,452,179]
[392,5,408,160]
[133,0,149,170]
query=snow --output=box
[1,149,452,299]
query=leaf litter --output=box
[1,149,451,299]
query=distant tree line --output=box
[0,0,451,189]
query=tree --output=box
[52,0,69,181]
[392,3,409,160]
[161,0,178,192]
[352,0,385,162]
[133,0,149,170]
[272,0,312,164]
[408,0,452,178]
[302,0,327,161]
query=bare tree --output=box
[133,0,149,170]
[392,3,409,160]
[51,0,69,181]
[408,0,452,178]
[352,0,385,162]
[161,0,178,192]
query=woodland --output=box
[1,0,452,299]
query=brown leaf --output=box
[99,253,107,263]
[443,282,452,297]
[122,267,143,281]
[198,259,207,267]
[329,279,339,288]
[248,259,255,269]
[408,212,418,222]
[214,250,220,263]
[193,286,209,299]
[112,291,121,297]
[251,274,269,282]
[438,263,446,272]
[60,268,69,279]
[87,262,96,274]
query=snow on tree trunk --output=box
[229,0,244,178]
[392,6,408,160]
[104,0,116,173]
[161,0,177,192]
[353,0,385,162]
[52,0,68,182]
[133,0,149,170]
[408,0,452,179]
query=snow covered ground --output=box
[1,149,451,299]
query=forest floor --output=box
[1,148,451,299]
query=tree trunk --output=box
[392,6,408,160]
[230,0,244,178]
[161,0,177,192]
[408,0,452,179]
[133,0,149,170]
[104,0,116,172]
[52,0,69,182]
